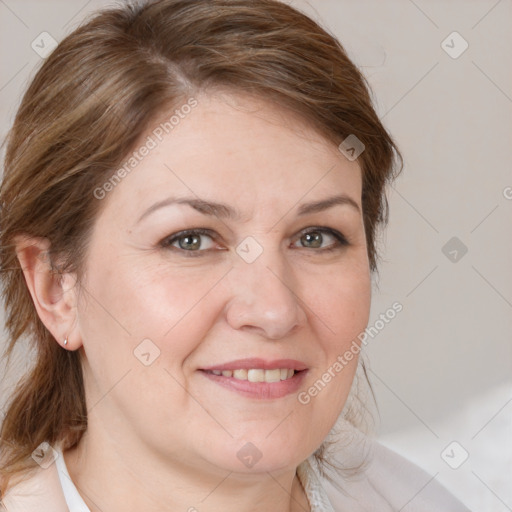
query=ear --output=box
[14,234,82,350]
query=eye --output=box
[160,226,348,256]
[162,229,217,254]
[293,227,349,251]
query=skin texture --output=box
[16,90,371,512]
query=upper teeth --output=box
[210,369,295,382]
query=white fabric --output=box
[54,448,90,512]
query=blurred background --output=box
[0,1,510,511]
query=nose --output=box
[224,248,307,340]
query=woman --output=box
[0,0,471,510]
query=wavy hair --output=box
[0,0,402,494]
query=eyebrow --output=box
[136,194,360,224]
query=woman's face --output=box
[75,91,371,475]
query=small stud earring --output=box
[63,337,68,346]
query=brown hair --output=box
[0,0,401,494]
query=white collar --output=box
[55,449,90,512]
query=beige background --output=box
[1,1,511,510]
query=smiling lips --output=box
[205,368,295,383]
[200,358,308,398]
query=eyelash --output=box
[160,227,349,257]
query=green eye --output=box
[301,231,324,248]
[294,228,348,251]
[163,229,216,253]
[161,226,349,257]
[177,234,203,250]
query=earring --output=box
[63,337,68,346]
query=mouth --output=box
[203,368,301,383]
[199,358,308,399]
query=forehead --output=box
[100,91,362,223]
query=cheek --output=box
[304,259,371,346]
[78,253,231,368]
[298,260,370,420]
[76,257,230,432]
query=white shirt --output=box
[54,449,90,512]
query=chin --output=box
[206,434,311,475]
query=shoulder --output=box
[362,441,471,510]
[1,458,68,512]
[308,428,471,511]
